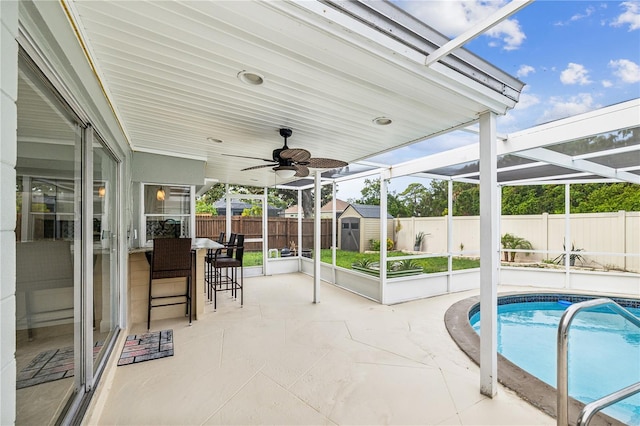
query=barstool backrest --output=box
[151,238,192,279]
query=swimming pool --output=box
[468,294,640,425]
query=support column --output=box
[262,188,268,275]
[225,184,231,236]
[564,183,571,286]
[447,179,453,291]
[331,182,337,284]
[380,170,389,304]
[479,111,498,397]
[313,170,321,303]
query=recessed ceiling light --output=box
[237,70,264,86]
[373,116,392,126]
[206,137,223,144]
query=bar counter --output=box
[127,238,222,325]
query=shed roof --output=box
[348,204,394,219]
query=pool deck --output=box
[86,274,633,425]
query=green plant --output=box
[353,258,376,268]
[553,242,585,266]
[195,198,217,215]
[501,233,533,262]
[369,238,394,251]
[392,259,421,271]
[386,238,394,251]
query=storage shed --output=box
[338,204,394,252]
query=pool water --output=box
[470,301,640,425]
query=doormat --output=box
[117,329,173,366]
[16,341,103,389]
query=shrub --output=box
[369,238,394,251]
[501,233,533,262]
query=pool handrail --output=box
[557,297,640,426]
[576,382,640,426]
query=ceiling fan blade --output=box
[241,163,277,171]
[305,158,348,169]
[223,153,273,162]
[295,165,309,177]
[280,148,311,162]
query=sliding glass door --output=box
[92,140,120,373]
[16,49,122,424]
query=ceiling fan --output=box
[224,128,348,178]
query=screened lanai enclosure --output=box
[5,1,639,425]
[242,99,640,306]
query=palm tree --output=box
[501,233,533,262]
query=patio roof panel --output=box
[61,0,525,188]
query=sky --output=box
[336,0,640,201]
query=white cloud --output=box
[601,80,613,88]
[570,6,595,22]
[538,94,599,123]
[486,18,526,51]
[609,58,640,83]
[498,87,541,132]
[554,5,596,26]
[398,0,526,50]
[611,1,640,31]
[560,63,592,85]
[515,89,541,110]
[517,65,535,78]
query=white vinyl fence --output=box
[394,211,639,273]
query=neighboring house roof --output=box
[348,203,394,219]
[214,200,281,213]
[321,199,349,214]
[284,205,299,215]
[284,199,349,215]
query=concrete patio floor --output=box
[87,273,554,425]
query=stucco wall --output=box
[1,2,18,423]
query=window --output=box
[143,184,192,244]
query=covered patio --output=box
[3,0,638,425]
[86,274,556,425]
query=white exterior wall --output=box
[0,2,18,424]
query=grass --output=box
[244,249,477,273]
[243,249,479,273]
[320,249,478,273]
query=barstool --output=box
[210,234,244,311]
[147,238,193,331]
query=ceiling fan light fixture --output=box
[237,70,264,86]
[373,116,392,126]
[274,166,297,179]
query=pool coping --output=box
[444,291,634,426]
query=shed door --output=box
[341,218,360,252]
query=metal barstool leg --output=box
[188,275,192,325]
[214,263,218,312]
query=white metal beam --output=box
[502,99,640,154]
[518,147,640,184]
[425,0,533,66]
